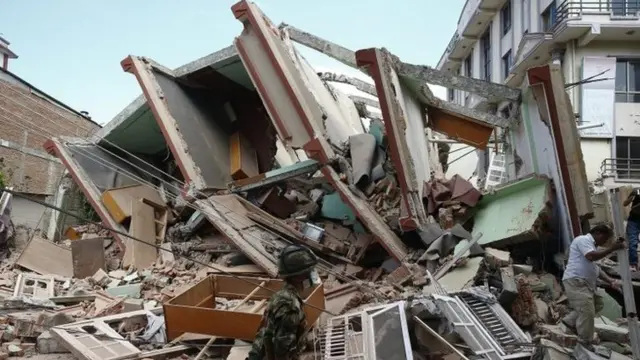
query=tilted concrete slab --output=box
[471,175,552,248]
[121,55,224,191]
[43,137,131,250]
[232,1,409,261]
[355,48,431,231]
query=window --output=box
[502,51,512,80]
[447,88,455,101]
[464,56,472,76]
[486,153,508,187]
[611,0,638,16]
[615,59,640,103]
[615,137,640,180]
[541,1,557,32]
[464,56,472,104]
[501,0,512,35]
[481,26,492,81]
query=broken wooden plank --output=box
[123,199,158,270]
[15,236,73,278]
[101,184,165,224]
[71,236,106,279]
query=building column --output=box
[551,48,565,65]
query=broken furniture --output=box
[71,236,107,279]
[101,184,165,224]
[163,275,325,340]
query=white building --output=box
[438,0,640,187]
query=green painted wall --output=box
[472,176,549,245]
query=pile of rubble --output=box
[0,221,633,360]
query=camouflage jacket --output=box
[247,283,307,360]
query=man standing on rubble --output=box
[247,245,319,360]
[561,224,624,349]
[623,189,640,271]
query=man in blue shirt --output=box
[623,189,640,271]
[561,224,624,348]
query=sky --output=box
[2,0,464,125]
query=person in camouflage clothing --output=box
[247,245,318,360]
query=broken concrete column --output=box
[498,266,517,308]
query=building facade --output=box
[438,0,640,188]
[0,38,101,228]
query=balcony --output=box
[600,158,640,182]
[552,0,640,44]
[437,0,508,71]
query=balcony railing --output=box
[601,158,640,181]
[555,0,640,29]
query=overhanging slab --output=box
[232,0,334,162]
[121,56,212,190]
[395,61,521,103]
[43,137,131,249]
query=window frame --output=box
[501,0,512,35]
[615,59,640,103]
[481,25,492,82]
[541,1,557,32]
[463,56,472,105]
[614,136,640,181]
[502,50,512,81]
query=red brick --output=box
[0,77,100,194]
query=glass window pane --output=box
[615,93,629,102]
[617,137,629,158]
[371,306,407,360]
[629,61,640,91]
[616,137,630,179]
[631,94,640,103]
[616,61,627,91]
[629,138,640,179]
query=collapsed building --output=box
[0,1,634,360]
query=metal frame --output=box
[433,294,505,360]
[322,301,413,360]
[365,302,413,360]
[609,187,640,359]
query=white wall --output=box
[12,195,47,229]
[580,138,611,181]
[446,143,479,180]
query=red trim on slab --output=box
[355,48,417,232]
[232,0,320,150]
[44,139,126,250]
[527,65,581,237]
[234,39,291,141]
[120,55,193,187]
